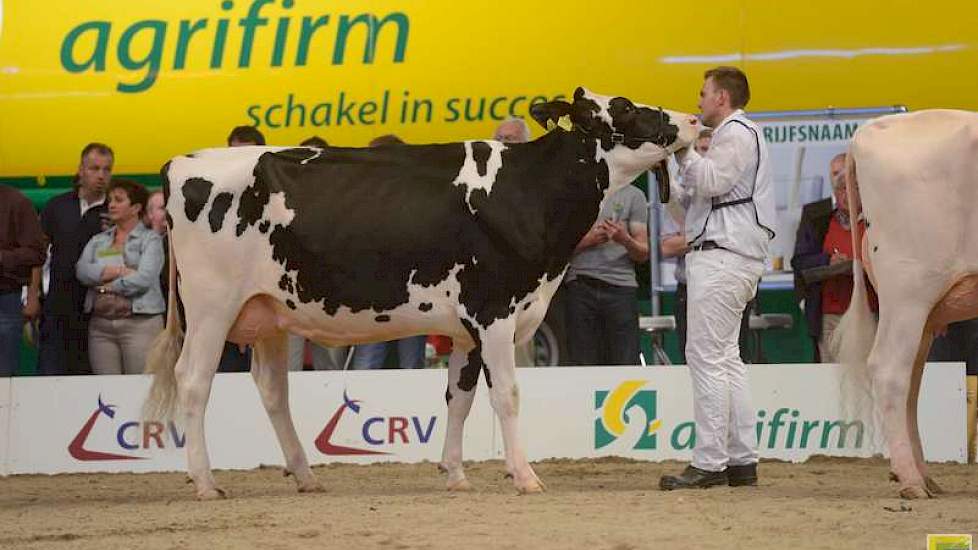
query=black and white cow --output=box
[144,87,697,499]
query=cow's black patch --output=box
[375,314,391,322]
[259,220,271,233]
[278,274,295,294]
[208,192,233,232]
[186,153,196,158]
[458,319,483,392]
[240,128,600,332]
[607,97,680,150]
[472,141,491,177]
[482,364,493,388]
[160,161,172,205]
[165,212,174,231]
[183,177,213,222]
[523,302,531,311]
[445,387,453,404]
[873,246,878,252]
[286,299,297,310]
[419,302,433,312]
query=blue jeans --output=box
[351,335,427,370]
[0,292,23,376]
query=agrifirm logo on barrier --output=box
[315,390,437,456]
[594,383,866,453]
[595,380,661,450]
[68,395,185,461]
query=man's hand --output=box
[22,292,40,321]
[601,220,631,245]
[576,222,610,251]
[830,249,850,265]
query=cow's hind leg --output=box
[472,319,544,494]
[440,344,477,491]
[870,308,932,499]
[907,331,944,495]
[252,331,323,493]
[176,322,230,500]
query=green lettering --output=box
[116,20,166,93]
[820,420,864,449]
[671,422,695,450]
[296,15,330,66]
[332,12,409,65]
[60,21,111,72]
[174,19,208,70]
[799,420,819,448]
[358,101,378,124]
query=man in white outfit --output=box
[660,66,776,490]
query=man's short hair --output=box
[704,66,750,109]
[227,125,266,146]
[368,134,404,147]
[300,136,328,148]
[697,128,713,140]
[108,179,150,215]
[494,117,531,142]
[80,142,113,161]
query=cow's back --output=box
[852,109,978,273]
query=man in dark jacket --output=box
[1,185,47,376]
[36,143,112,375]
[791,153,876,362]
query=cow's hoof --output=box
[446,478,473,492]
[516,479,546,495]
[924,476,945,495]
[196,487,227,500]
[899,485,932,500]
[297,481,326,494]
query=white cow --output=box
[835,109,978,498]
[143,88,697,499]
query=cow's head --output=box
[531,87,698,193]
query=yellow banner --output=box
[1,0,976,177]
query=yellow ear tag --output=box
[557,114,573,131]
[546,119,557,131]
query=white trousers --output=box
[686,248,764,471]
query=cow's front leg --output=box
[440,345,477,491]
[175,328,227,500]
[475,319,544,494]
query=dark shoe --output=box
[727,463,758,487]
[660,465,728,491]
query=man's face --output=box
[830,157,848,211]
[78,151,113,197]
[697,78,724,128]
[494,121,527,144]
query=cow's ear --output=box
[529,100,573,130]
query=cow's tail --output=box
[830,148,880,442]
[144,233,184,421]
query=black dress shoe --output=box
[727,463,758,487]
[660,465,728,490]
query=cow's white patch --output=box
[266,191,295,227]
[453,140,506,215]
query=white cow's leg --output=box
[440,344,477,491]
[870,309,932,499]
[252,332,324,493]
[478,319,543,494]
[907,331,943,494]
[175,327,227,500]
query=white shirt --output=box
[80,193,106,217]
[677,109,776,261]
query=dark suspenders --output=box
[690,118,776,245]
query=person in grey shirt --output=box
[564,183,649,365]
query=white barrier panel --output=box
[0,379,10,473]
[0,364,966,475]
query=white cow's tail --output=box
[830,149,880,443]
[144,233,184,421]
